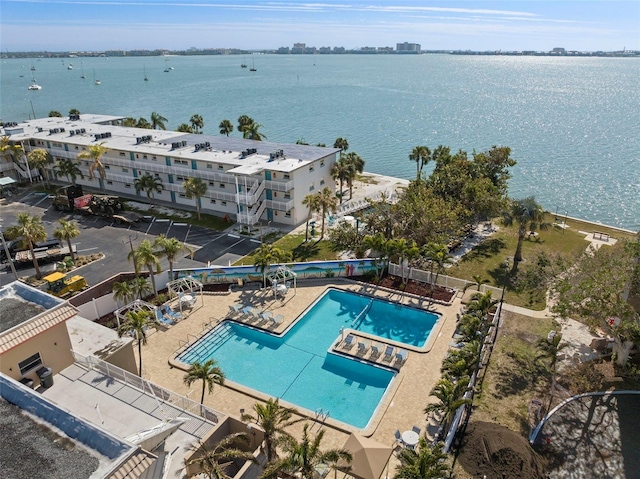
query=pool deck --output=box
[141,278,461,466]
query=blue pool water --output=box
[177,288,439,427]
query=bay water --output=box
[2,54,638,229]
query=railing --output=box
[71,350,225,424]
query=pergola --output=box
[267,265,297,300]
[114,299,157,328]
[167,275,203,312]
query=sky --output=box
[1,0,638,52]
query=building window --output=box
[125,184,131,189]
[285,211,291,218]
[176,176,187,181]
[219,183,225,188]
[174,159,188,165]
[221,201,227,206]
[143,155,147,159]
[210,199,217,204]
[283,174,290,179]
[320,161,325,167]
[179,193,186,198]
[274,191,277,197]
[152,156,157,161]
[19,352,42,375]
[119,152,126,156]
[320,179,325,185]
[208,181,215,186]
[122,168,128,173]
[106,181,113,185]
[206,164,212,169]
[309,166,314,172]
[218,165,224,170]
[104,165,110,170]
[284,193,291,199]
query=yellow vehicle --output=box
[43,272,88,298]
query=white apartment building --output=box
[1,114,339,226]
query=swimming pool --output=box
[177,288,439,428]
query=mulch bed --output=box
[353,274,456,303]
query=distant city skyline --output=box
[1,1,638,53]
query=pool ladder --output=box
[312,408,330,430]
[351,299,374,328]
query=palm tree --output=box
[5,213,47,278]
[123,117,138,127]
[112,280,134,307]
[183,359,225,404]
[330,158,350,203]
[394,438,450,479]
[363,233,394,279]
[241,398,302,462]
[344,152,365,200]
[263,424,352,479]
[27,148,53,187]
[190,114,205,134]
[237,115,254,135]
[184,432,257,479]
[333,137,349,159]
[317,187,338,239]
[133,173,164,205]
[302,193,322,241]
[219,119,234,136]
[423,377,471,430]
[53,158,83,185]
[463,274,490,292]
[117,309,158,376]
[242,121,266,141]
[136,117,152,129]
[409,146,431,183]
[48,110,62,117]
[183,177,207,219]
[155,234,192,278]
[0,136,26,178]
[502,197,550,265]
[253,244,291,288]
[77,142,108,192]
[53,219,80,262]
[467,291,499,318]
[69,108,81,116]
[177,123,194,133]
[129,239,162,296]
[150,112,168,130]
[130,276,152,299]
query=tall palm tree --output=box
[183,359,225,404]
[112,280,134,307]
[77,142,108,192]
[240,398,302,462]
[183,177,207,219]
[219,119,234,136]
[409,146,431,183]
[333,137,349,159]
[263,424,352,479]
[129,239,161,296]
[117,309,158,376]
[302,193,322,241]
[242,122,266,141]
[130,276,152,299]
[136,117,152,129]
[0,136,26,179]
[423,377,471,430]
[252,244,291,288]
[184,432,257,479]
[27,148,53,187]
[53,158,83,185]
[150,112,168,130]
[394,438,450,479]
[177,123,194,133]
[5,213,47,278]
[317,187,338,239]
[466,291,499,318]
[190,114,205,134]
[155,234,192,278]
[330,158,350,203]
[363,233,394,278]
[133,173,164,205]
[237,115,254,135]
[502,196,550,265]
[53,219,80,261]
[344,152,365,200]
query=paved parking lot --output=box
[1,190,260,287]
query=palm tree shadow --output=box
[459,238,507,262]
[292,241,320,261]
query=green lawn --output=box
[234,233,338,266]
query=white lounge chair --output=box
[260,311,273,322]
[383,345,395,362]
[357,340,370,354]
[370,342,382,358]
[396,349,408,363]
[342,334,355,349]
[271,314,284,325]
[231,303,244,313]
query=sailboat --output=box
[163,59,171,72]
[67,62,73,70]
[93,67,101,85]
[250,57,257,72]
[28,72,41,90]
[30,63,36,71]
[241,56,247,68]
[80,62,85,79]
[144,64,149,81]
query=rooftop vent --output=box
[69,114,80,121]
[135,135,152,145]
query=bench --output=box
[593,231,609,242]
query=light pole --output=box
[1,232,18,281]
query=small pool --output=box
[177,288,439,428]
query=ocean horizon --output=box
[1,54,638,230]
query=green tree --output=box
[242,122,266,141]
[0,136,25,176]
[134,173,164,205]
[184,432,257,479]
[363,233,394,278]
[129,239,161,296]
[150,112,168,130]
[333,137,349,159]
[4,213,47,278]
[190,114,204,134]
[241,398,302,462]
[155,234,192,278]
[409,145,431,183]
[466,291,499,317]
[502,197,550,265]
[130,276,152,299]
[344,151,365,200]
[48,110,62,117]
[317,187,338,239]
[302,193,322,241]
[237,115,254,134]
[77,142,108,192]
[183,177,207,219]
[123,117,138,127]
[422,243,453,291]
[331,158,350,203]
[423,377,471,430]
[112,280,134,308]
[53,158,83,185]
[263,424,352,479]
[394,439,450,479]
[136,117,152,129]
[53,219,80,262]
[27,148,53,187]
[463,274,490,292]
[218,119,234,136]
[69,108,81,116]
[177,123,194,133]
[253,244,292,288]
[183,359,225,404]
[117,309,158,376]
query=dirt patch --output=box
[458,421,548,479]
[353,274,456,303]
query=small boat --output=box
[80,62,85,79]
[241,56,247,68]
[28,74,41,90]
[250,58,256,72]
[144,64,149,81]
[93,68,100,85]
[164,59,170,72]
[67,63,73,70]
[30,64,36,71]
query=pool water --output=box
[177,288,439,428]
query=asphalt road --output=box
[1,190,260,288]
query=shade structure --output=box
[341,433,393,479]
